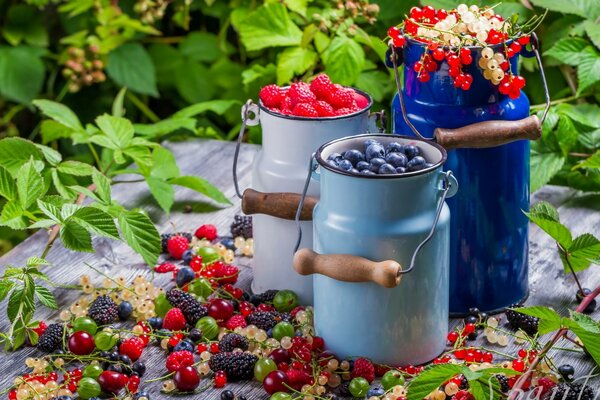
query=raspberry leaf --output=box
[117,210,161,266]
[236,3,302,51]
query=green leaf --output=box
[26,257,49,267]
[151,148,180,180]
[584,20,600,50]
[525,202,572,247]
[0,202,27,229]
[106,43,158,97]
[33,100,83,131]
[35,285,57,309]
[236,3,303,51]
[29,219,56,229]
[577,47,600,94]
[569,311,600,333]
[323,36,365,85]
[95,114,134,149]
[0,280,14,302]
[37,200,63,223]
[57,161,94,176]
[407,364,463,400]
[284,0,308,16]
[17,159,45,209]
[569,322,600,366]
[169,175,232,205]
[2,4,48,46]
[71,206,119,239]
[146,176,175,213]
[173,100,239,119]
[530,142,565,192]
[175,60,216,104]
[529,0,600,19]
[117,210,160,265]
[40,120,76,144]
[92,169,111,205]
[7,288,23,323]
[112,87,127,117]
[513,306,563,334]
[563,233,600,272]
[60,220,93,252]
[545,37,590,66]
[0,46,45,104]
[276,47,318,85]
[149,43,184,88]
[574,150,600,170]
[556,117,578,156]
[579,129,600,149]
[36,144,62,166]
[51,170,77,200]
[180,32,222,63]
[0,137,43,175]
[0,165,17,200]
[134,118,197,138]
[355,70,391,102]
[124,146,153,173]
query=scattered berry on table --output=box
[209,352,259,381]
[351,358,375,383]
[219,333,249,352]
[163,307,187,331]
[250,289,279,305]
[120,337,145,361]
[195,224,218,241]
[118,301,133,321]
[161,232,192,253]
[173,365,201,391]
[167,234,190,259]
[230,215,253,239]
[246,311,281,331]
[87,295,118,325]
[505,305,539,335]
[166,350,195,372]
[552,383,595,400]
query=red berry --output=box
[513,75,526,89]
[512,359,525,372]
[535,377,556,395]
[409,7,423,20]
[454,349,466,359]
[388,26,401,39]
[518,35,531,45]
[447,331,459,343]
[155,262,177,273]
[509,87,521,100]
[432,48,445,61]
[351,358,375,383]
[413,61,423,72]
[259,84,285,109]
[239,301,255,317]
[32,321,48,338]
[327,87,356,109]
[437,9,448,19]
[425,61,437,72]
[482,352,493,363]
[311,336,325,351]
[163,308,187,331]
[263,370,290,394]
[288,82,316,107]
[446,54,460,67]
[127,374,140,393]
[510,42,522,53]
[194,224,218,241]
[210,343,220,353]
[404,365,416,375]
[167,235,189,260]
[119,337,144,361]
[309,74,334,100]
[500,61,509,71]
[166,350,194,372]
[208,299,234,320]
[312,100,336,117]
[8,390,16,400]
[353,92,369,109]
[463,323,476,334]
[270,349,291,365]
[422,5,435,20]
[174,366,201,391]
[448,67,460,78]
[418,72,430,83]
[392,36,406,47]
[212,263,239,284]
[68,331,95,355]
[292,103,319,118]
[189,256,203,272]
[214,370,227,388]
[98,371,128,394]
[506,48,516,58]
[404,18,418,36]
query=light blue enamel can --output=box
[293,134,458,366]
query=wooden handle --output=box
[293,248,402,288]
[434,115,541,149]
[241,189,317,221]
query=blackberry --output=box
[336,381,351,397]
[549,383,595,400]
[88,295,118,325]
[505,305,538,335]
[246,311,281,331]
[495,375,509,393]
[161,232,192,252]
[230,215,252,239]
[250,290,279,306]
[166,289,207,325]
[219,333,249,352]
[38,323,65,352]
[209,352,258,381]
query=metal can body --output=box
[251,101,373,304]
[311,135,453,366]
[392,40,530,314]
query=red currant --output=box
[405,365,416,375]
[425,61,437,72]
[210,343,220,353]
[518,35,531,45]
[447,331,459,343]
[463,323,476,334]
[418,72,430,83]
[393,36,406,48]
[512,359,525,372]
[409,7,423,20]
[510,42,522,53]
[388,26,401,39]
[214,370,227,388]
[446,54,460,67]
[432,48,445,61]
[422,5,435,20]
[413,61,423,72]
[437,9,448,19]
[405,19,418,36]
[483,352,493,363]
[454,349,466,359]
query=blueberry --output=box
[404,144,420,159]
[386,142,404,154]
[118,301,133,321]
[327,159,339,168]
[327,152,343,162]
[220,237,235,250]
[132,361,146,377]
[147,317,163,330]
[176,267,195,287]
[378,163,397,174]
[464,315,478,325]
[350,168,359,174]
[109,351,120,361]
[173,339,195,353]
[364,139,381,148]
[221,390,235,400]
[182,249,194,264]
[360,169,376,175]
[119,354,132,365]
[558,364,575,381]
[108,364,124,374]
[369,157,386,172]
[338,159,353,171]
[365,144,385,161]
[395,167,407,174]
[407,156,427,171]
[356,160,369,170]
[187,328,202,342]
[343,149,365,165]
[425,163,434,168]
[385,152,408,168]
[368,386,385,397]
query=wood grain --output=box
[0,140,598,399]
[242,189,316,221]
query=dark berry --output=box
[246,311,280,331]
[250,290,278,305]
[166,289,208,325]
[505,305,538,335]
[220,390,235,400]
[209,352,258,381]
[558,364,575,381]
[118,301,133,321]
[495,375,509,393]
[343,149,365,166]
[187,328,202,343]
[147,317,163,330]
[231,215,253,239]
[132,361,146,377]
[119,354,132,365]
[464,315,478,325]
[378,163,396,174]
[176,267,195,288]
[173,339,195,353]
[365,144,385,161]
[38,323,65,352]
[356,160,370,170]
[407,156,426,171]
[386,142,404,154]
[182,249,194,264]
[385,152,408,168]
[88,295,118,325]
[404,144,420,159]
[551,383,595,400]
[220,237,235,250]
[219,333,249,352]
[338,159,353,171]
[369,157,386,172]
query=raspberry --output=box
[288,82,316,106]
[194,224,218,241]
[219,333,249,352]
[87,295,118,325]
[313,100,335,117]
[163,308,187,331]
[166,350,194,372]
[353,92,369,109]
[535,377,556,396]
[281,96,294,114]
[161,232,192,252]
[292,103,319,117]
[328,88,356,109]
[213,264,239,284]
[335,107,358,116]
[119,337,144,361]
[259,84,285,108]
[32,321,47,338]
[167,235,190,260]
[286,369,311,390]
[351,358,375,383]
[154,262,177,273]
[225,315,247,330]
[310,74,334,100]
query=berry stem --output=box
[83,262,136,294]
[508,284,600,397]
[558,244,585,294]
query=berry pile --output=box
[326,138,432,175]
[259,74,370,117]
[387,4,533,97]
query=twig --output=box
[126,92,159,123]
[530,95,581,110]
[558,244,584,294]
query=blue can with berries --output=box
[293,134,459,366]
[387,31,550,314]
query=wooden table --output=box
[1,139,598,398]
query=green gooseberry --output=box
[272,290,299,313]
[196,316,219,340]
[349,377,370,398]
[269,393,292,400]
[77,377,101,399]
[254,358,277,382]
[73,317,98,335]
[197,246,219,264]
[187,277,213,298]
[381,370,405,390]
[154,293,172,318]
[83,364,103,379]
[94,330,117,351]
[271,322,295,341]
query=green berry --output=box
[77,377,101,399]
[154,293,172,318]
[271,322,295,341]
[73,317,98,335]
[349,377,369,397]
[83,364,103,379]
[254,358,277,382]
[94,331,117,351]
[272,290,299,312]
[196,316,219,340]
[269,393,292,400]
[381,370,405,390]
[187,278,213,299]
[197,247,219,264]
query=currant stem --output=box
[558,244,585,294]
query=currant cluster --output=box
[133,0,169,24]
[312,0,379,31]
[62,46,105,93]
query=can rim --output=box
[258,87,374,121]
[315,133,447,179]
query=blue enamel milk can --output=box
[292,134,458,366]
[387,35,550,314]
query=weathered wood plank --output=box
[0,140,597,400]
